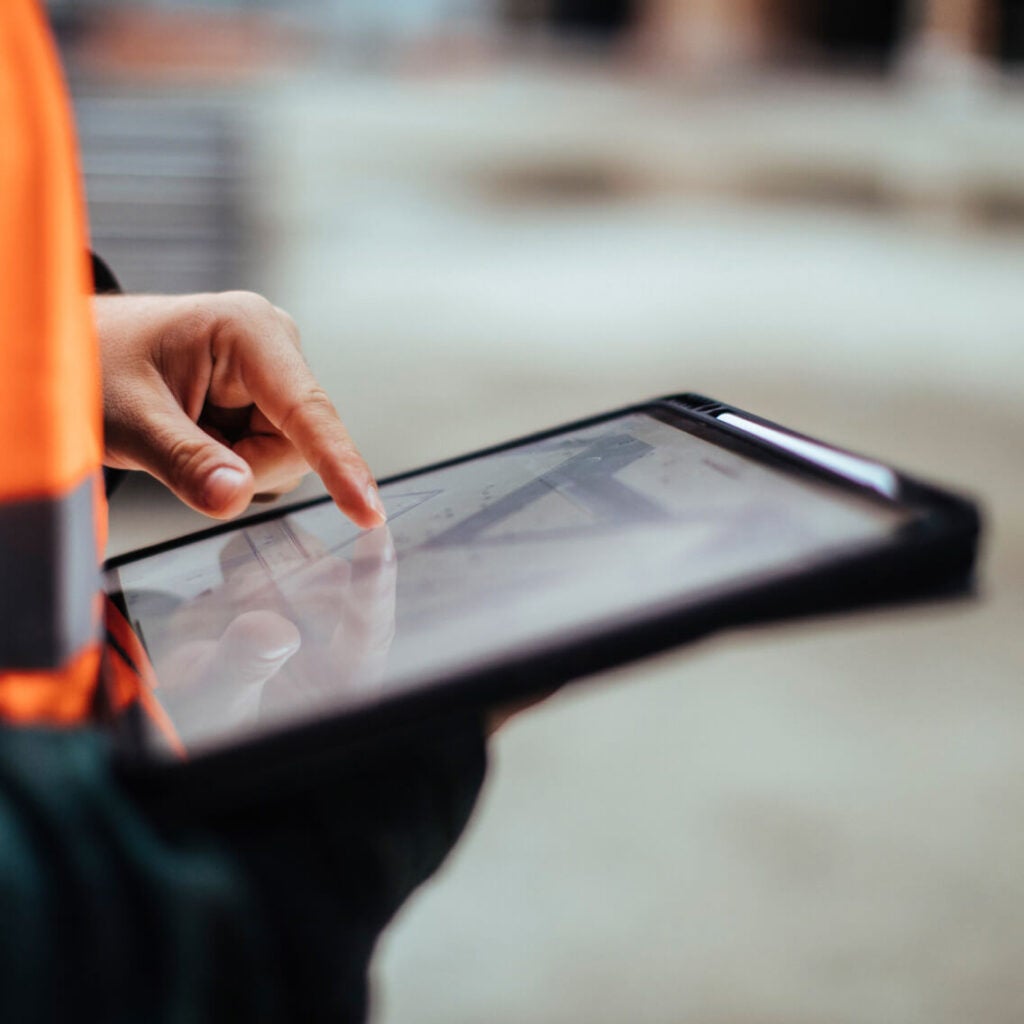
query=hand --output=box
[95,291,386,527]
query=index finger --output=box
[229,312,386,529]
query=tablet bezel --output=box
[104,394,981,807]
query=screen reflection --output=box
[109,412,908,756]
[141,523,397,747]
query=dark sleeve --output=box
[91,252,121,295]
[89,252,128,499]
[0,721,487,1024]
[203,719,488,1024]
[0,727,282,1024]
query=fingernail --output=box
[255,636,301,663]
[365,482,387,523]
[204,467,247,511]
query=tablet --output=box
[103,394,980,800]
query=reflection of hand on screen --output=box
[154,608,301,730]
[329,528,398,691]
[267,526,397,700]
[152,524,397,741]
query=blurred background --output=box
[58,2,1023,1021]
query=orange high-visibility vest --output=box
[0,0,107,724]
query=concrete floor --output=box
[105,70,1023,1023]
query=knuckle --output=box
[273,306,302,348]
[221,288,264,308]
[271,304,294,326]
[165,433,215,488]
[219,290,276,327]
[296,385,337,422]
[279,387,352,460]
[169,298,218,344]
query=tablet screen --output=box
[106,410,909,755]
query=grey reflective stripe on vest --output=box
[0,475,100,669]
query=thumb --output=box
[208,610,302,690]
[158,611,301,730]
[142,402,256,518]
[208,611,301,727]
